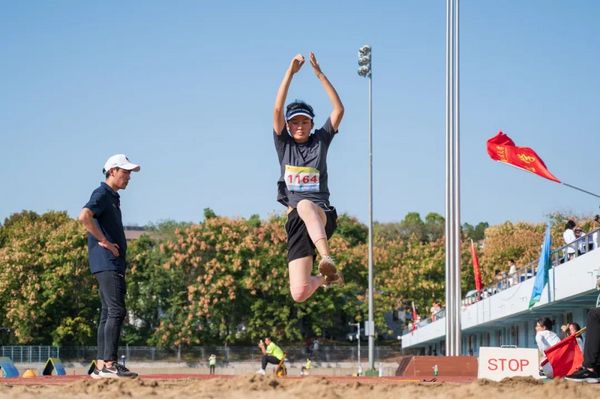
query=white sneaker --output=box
[256,369,266,376]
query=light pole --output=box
[349,322,362,375]
[357,44,375,371]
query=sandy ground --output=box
[1,375,600,399]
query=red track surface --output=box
[1,374,475,386]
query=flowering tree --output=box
[0,211,95,345]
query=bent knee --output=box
[290,285,311,303]
[296,199,316,214]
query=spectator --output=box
[208,354,216,375]
[312,338,320,353]
[575,227,587,255]
[405,306,413,322]
[560,324,570,339]
[495,269,504,291]
[569,322,585,352]
[430,302,441,321]
[301,358,312,376]
[592,215,600,250]
[566,308,600,383]
[304,337,313,357]
[508,259,518,286]
[257,337,285,376]
[564,220,577,261]
[535,317,560,378]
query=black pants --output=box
[261,355,280,370]
[95,271,126,362]
[584,307,600,370]
[209,365,215,374]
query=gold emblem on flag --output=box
[517,153,536,164]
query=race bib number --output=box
[285,165,320,192]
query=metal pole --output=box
[560,182,600,199]
[367,58,375,371]
[453,0,462,355]
[357,323,362,375]
[445,0,461,356]
[444,0,453,357]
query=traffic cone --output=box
[22,369,36,378]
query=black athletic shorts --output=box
[285,205,337,262]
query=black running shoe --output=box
[99,363,138,379]
[565,367,599,383]
[90,368,102,379]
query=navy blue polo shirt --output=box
[83,182,127,274]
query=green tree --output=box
[462,222,489,242]
[123,234,174,345]
[374,235,446,329]
[424,212,445,242]
[335,214,367,246]
[0,211,96,345]
[203,208,217,220]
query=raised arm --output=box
[309,52,344,131]
[274,54,305,134]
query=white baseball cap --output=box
[102,154,141,174]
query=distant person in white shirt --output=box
[563,220,577,261]
[507,259,518,286]
[592,215,600,250]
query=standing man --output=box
[257,337,284,375]
[79,154,140,379]
[208,353,217,375]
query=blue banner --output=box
[529,224,552,308]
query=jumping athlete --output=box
[273,52,344,303]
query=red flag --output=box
[544,335,583,377]
[470,240,483,292]
[411,301,418,332]
[486,131,561,183]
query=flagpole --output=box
[445,0,461,356]
[574,327,587,337]
[561,183,600,199]
[470,239,477,300]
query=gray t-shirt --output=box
[274,118,337,209]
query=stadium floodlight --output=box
[357,44,374,371]
[357,45,372,77]
[358,66,370,77]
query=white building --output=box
[401,231,600,356]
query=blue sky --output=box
[1,1,599,227]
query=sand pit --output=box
[1,375,600,399]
